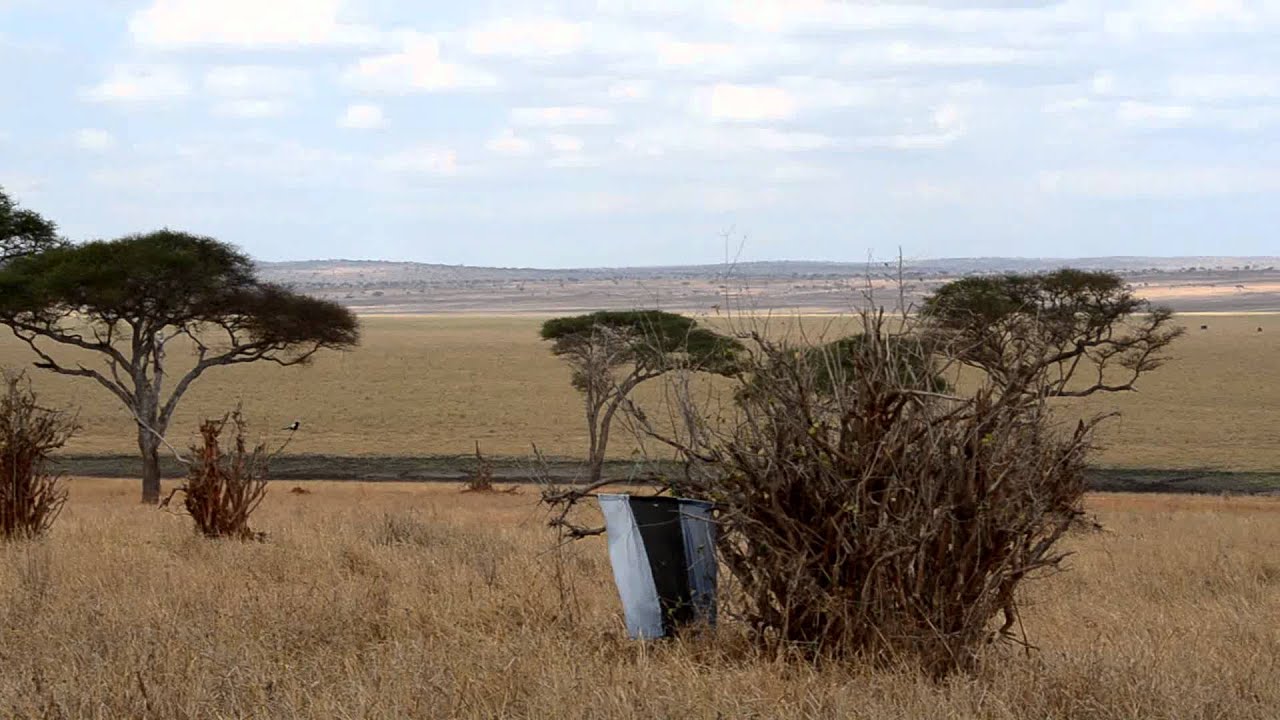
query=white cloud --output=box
[89,165,173,191]
[74,128,115,152]
[934,104,964,134]
[768,163,840,183]
[656,38,735,66]
[548,154,598,169]
[1040,166,1280,197]
[857,133,959,150]
[82,65,189,103]
[750,128,832,151]
[608,80,650,101]
[780,76,874,111]
[619,126,832,155]
[486,128,534,155]
[339,104,386,130]
[548,134,584,153]
[837,105,965,150]
[1167,73,1280,102]
[698,83,797,122]
[344,34,496,93]
[130,0,377,48]
[511,106,614,126]
[1091,71,1118,96]
[155,139,360,187]
[1085,71,1280,132]
[724,0,1083,37]
[213,99,288,119]
[204,66,309,96]
[1044,97,1092,114]
[1119,102,1280,132]
[380,146,460,176]
[0,174,44,195]
[841,41,1031,68]
[466,17,586,57]
[1117,101,1196,128]
[1105,0,1261,36]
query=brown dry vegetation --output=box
[0,480,1276,718]
[0,313,1276,470]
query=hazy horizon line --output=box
[256,254,1280,272]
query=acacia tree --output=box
[0,230,360,503]
[0,187,63,264]
[921,269,1183,397]
[540,310,740,485]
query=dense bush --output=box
[618,272,1180,675]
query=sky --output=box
[2,0,1279,267]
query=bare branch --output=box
[11,327,135,408]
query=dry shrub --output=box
[462,441,496,492]
[163,409,270,540]
[462,441,518,494]
[0,371,77,540]
[628,312,1109,676]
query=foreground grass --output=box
[1,481,1277,718]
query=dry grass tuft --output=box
[0,482,1276,718]
[370,510,441,548]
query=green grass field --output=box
[1,313,1275,472]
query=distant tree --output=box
[0,230,360,503]
[0,187,63,264]
[540,310,741,485]
[921,269,1183,397]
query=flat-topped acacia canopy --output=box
[540,309,741,377]
[0,230,360,503]
[540,310,742,486]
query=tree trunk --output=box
[585,388,603,485]
[138,427,162,504]
[588,449,606,487]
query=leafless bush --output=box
[462,441,517,494]
[0,371,77,540]
[162,409,270,540]
[535,266,1179,676]
[624,297,1173,676]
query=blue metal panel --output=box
[677,498,718,627]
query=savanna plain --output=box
[2,313,1279,718]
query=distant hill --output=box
[254,257,1280,315]
[258,256,1280,287]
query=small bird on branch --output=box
[283,421,300,432]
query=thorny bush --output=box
[162,409,271,540]
[0,371,77,540]
[602,273,1181,676]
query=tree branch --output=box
[11,327,135,407]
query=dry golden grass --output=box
[0,481,1276,718]
[1,313,1276,470]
